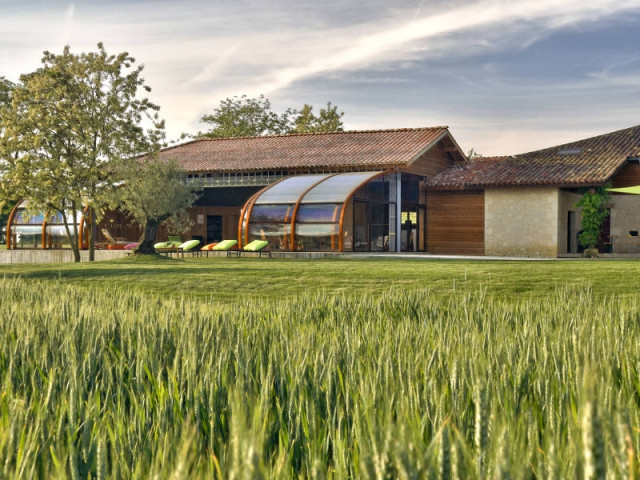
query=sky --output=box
[2,0,640,155]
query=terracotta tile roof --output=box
[427,125,640,190]
[159,127,453,173]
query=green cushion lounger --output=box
[177,239,201,257]
[239,239,271,257]
[154,240,183,256]
[212,239,238,257]
[180,239,201,251]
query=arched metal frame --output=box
[6,202,20,249]
[337,171,390,252]
[78,205,91,250]
[242,170,394,252]
[6,201,90,250]
[289,173,340,251]
[238,176,290,249]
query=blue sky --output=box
[2,0,640,155]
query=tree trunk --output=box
[135,219,160,255]
[60,207,82,263]
[89,207,96,262]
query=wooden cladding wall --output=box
[611,162,640,188]
[402,140,457,177]
[157,206,241,244]
[426,190,485,255]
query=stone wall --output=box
[485,187,559,258]
[609,195,640,254]
[0,249,128,264]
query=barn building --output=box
[7,124,640,257]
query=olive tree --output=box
[113,157,199,255]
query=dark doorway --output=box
[206,215,223,243]
[567,211,575,253]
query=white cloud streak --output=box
[245,0,640,96]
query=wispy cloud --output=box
[2,0,640,150]
[243,0,640,96]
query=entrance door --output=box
[206,215,223,243]
[401,210,418,252]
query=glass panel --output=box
[401,174,420,203]
[355,178,388,202]
[370,225,388,252]
[354,201,369,251]
[14,210,46,225]
[295,223,338,251]
[249,223,291,250]
[296,204,342,223]
[14,226,43,248]
[46,225,76,248]
[301,172,382,204]
[250,204,294,223]
[255,175,328,204]
[48,210,83,225]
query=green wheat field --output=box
[2,257,640,479]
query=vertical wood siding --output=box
[426,190,485,255]
[611,162,640,187]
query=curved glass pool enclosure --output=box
[239,171,402,252]
[6,202,87,249]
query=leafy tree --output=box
[198,94,295,138]
[467,148,483,160]
[198,95,344,138]
[113,157,199,255]
[0,77,16,243]
[576,186,610,252]
[0,76,14,107]
[0,44,164,261]
[292,102,344,134]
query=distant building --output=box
[426,125,640,256]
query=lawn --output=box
[2,256,640,478]
[2,255,640,302]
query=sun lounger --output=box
[177,239,201,257]
[154,239,183,256]
[211,239,238,257]
[96,228,129,249]
[230,239,271,258]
